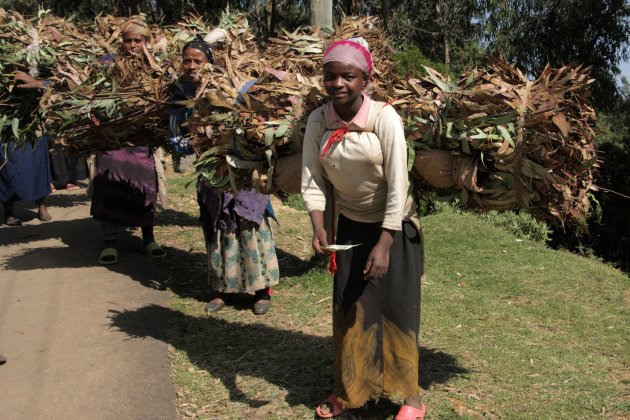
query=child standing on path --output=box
[301,38,426,419]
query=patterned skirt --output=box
[332,214,423,408]
[204,216,280,294]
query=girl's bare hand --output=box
[363,243,389,280]
[312,228,329,254]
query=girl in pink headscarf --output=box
[301,38,426,419]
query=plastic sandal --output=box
[395,403,426,420]
[145,241,166,259]
[98,247,118,265]
[316,394,346,419]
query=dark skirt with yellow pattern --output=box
[332,213,422,408]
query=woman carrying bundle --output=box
[1,72,53,226]
[301,38,426,419]
[91,16,166,265]
[169,38,279,315]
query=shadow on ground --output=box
[157,207,201,227]
[110,304,469,419]
[0,217,169,290]
[46,191,93,209]
[156,243,317,305]
[0,214,316,299]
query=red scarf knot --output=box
[320,127,349,160]
[328,251,337,273]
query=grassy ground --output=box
[157,173,629,419]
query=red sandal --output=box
[316,394,346,418]
[395,402,426,420]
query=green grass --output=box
[284,193,306,211]
[157,174,629,419]
[420,212,628,418]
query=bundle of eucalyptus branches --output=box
[0,9,106,143]
[191,64,322,191]
[40,51,171,155]
[189,15,404,190]
[191,13,597,227]
[0,10,599,226]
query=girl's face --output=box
[323,61,367,111]
[181,48,209,83]
[122,31,147,56]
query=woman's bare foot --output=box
[404,396,423,410]
[3,202,21,226]
[37,204,52,222]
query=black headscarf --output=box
[183,37,214,62]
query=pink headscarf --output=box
[322,37,373,76]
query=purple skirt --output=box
[90,146,157,227]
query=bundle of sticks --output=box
[1,10,215,151]
[188,15,597,227]
[0,9,106,142]
[40,51,172,155]
[0,10,598,226]
[390,56,597,227]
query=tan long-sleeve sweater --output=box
[301,98,415,231]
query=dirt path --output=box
[0,189,175,419]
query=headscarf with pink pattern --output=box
[322,37,373,76]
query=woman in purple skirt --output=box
[91,16,166,265]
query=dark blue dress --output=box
[0,136,52,202]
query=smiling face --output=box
[181,48,209,83]
[122,31,147,56]
[323,61,367,120]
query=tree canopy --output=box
[479,0,630,109]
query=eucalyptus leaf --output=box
[11,118,20,140]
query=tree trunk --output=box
[444,36,451,70]
[310,0,333,28]
[265,0,273,35]
[342,0,353,15]
[436,0,451,71]
[382,0,390,30]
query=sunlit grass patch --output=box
[159,174,629,419]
